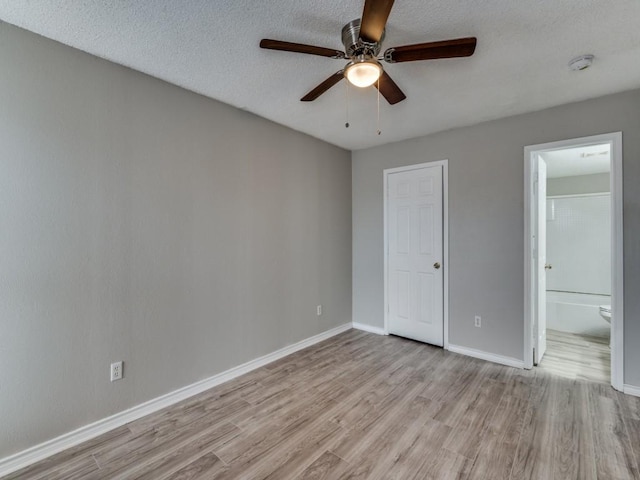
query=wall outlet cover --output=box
[110,361,123,382]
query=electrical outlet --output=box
[474,316,482,328]
[317,305,322,316]
[110,361,123,382]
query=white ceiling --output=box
[1,1,640,150]
[542,144,610,178]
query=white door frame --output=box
[383,160,449,349]
[523,132,624,391]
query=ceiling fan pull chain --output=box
[345,81,350,128]
[376,77,381,135]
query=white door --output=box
[387,165,444,346]
[534,157,547,364]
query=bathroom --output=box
[539,144,611,383]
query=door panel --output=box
[387,165,444,346]
[417,272,434,324]
[397,270,410,319]
[419,205,434,254]
[397,207,410,254]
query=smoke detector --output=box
[568,55,594,71]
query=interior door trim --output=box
[383,160,449,349]
[523,132,624,392]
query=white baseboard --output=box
[624,384,640,398]
[0,323,352,477]
[352,322,387,336]
[448,344,525,369]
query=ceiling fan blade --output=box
[260,39,345,59]
[301,71,345,102]
[359,0,395,43]
[374,71,406,105]
[384,37,477,63]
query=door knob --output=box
[545,264,552,270]
[434,262,441,269]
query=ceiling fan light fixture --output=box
[345,57,382,87]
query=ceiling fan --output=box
[260,0,477,105]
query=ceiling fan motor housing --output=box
[342,19,383,59]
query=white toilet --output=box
[599,305,612,348]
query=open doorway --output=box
[524,133,623,390]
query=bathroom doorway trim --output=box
[523,132,624,391]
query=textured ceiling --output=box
[1,1,640,150]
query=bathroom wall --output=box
[546,193,611,336]
[547,172,610,196]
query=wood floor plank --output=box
[216,420,343,480]
[381,418,452,480]
[587,383,640,479]
[164,452,226,480]
[123,424,238,480]
[297,451,351,480]
[411,447,473,480]
[465,393,528,479]
[215,389,339,466]
[442,378,506,459]
[328,381,426,463]
[509,373,558,479]
[424,357,489,423]
[37,457,100,480]
[620,393,640,421]
[329,374,413,430]
[88,421,239,479]
[128,392,252,438]
[550,380,597,479]
[4,330,639,480]
[258,422,345,480]
[3,426,131,480]
[538,329,610,384]
[623,417,640,475]
[618,391,640,473]
[332,394,434,479]
[483,363,532,400]
[231,387,315,433]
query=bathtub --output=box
[546,290,610,338]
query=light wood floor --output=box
[538,329,611,384]
[5,330,640,480]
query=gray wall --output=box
[353,89,640,384]
[548,173,610,196]
[0,22,351,458]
